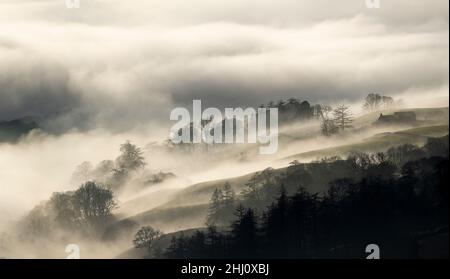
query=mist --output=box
[0,0,448,259]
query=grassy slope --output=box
[282,107,448,161]
[285,125,449,161]
[121,125,448,235]
[115,107,449,245]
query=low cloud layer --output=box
[0,0,448,133]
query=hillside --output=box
[111,107,449,249]
[119,127,448,233]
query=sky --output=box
[0,0,448,133]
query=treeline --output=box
[161,136,448,258]
[71,141,146,191]
[206,135,448,219]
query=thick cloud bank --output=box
[0,0,448,133]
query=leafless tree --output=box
[333,105,353,131]
[364,93,394,111]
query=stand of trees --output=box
[320,104,353,136]
[320,93,395,137]
[20,181,117,240]
[70,141,146,190]
[332,105,353,131]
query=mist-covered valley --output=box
[0,95,448,258]
[1,0,448,259]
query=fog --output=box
[0,0,448,258]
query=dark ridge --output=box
[0,118,39,143]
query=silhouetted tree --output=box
[262,186,289,257]
[112,141,146,188]
[364,93,383,111]
[20,181,118,240]
[205,225,226,258]
[387,144,426,167]
[333,105,353,131]
[223,182,236,210]
[72,181,117,227]
[165,235,188,258]
[133,226,162,255]
[320,105,338,136]
[363,93,394,111]
[186,231,208,258]
[206,183,236,225]
[49,192,79,229]
[321,119,338,137]
[287,187,318,257]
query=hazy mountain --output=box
[0,117,39,143]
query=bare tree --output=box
[321,118,338,136]
[364,93,394,111]
[364,93,383,111]
[333,105,353,131]
[381,96,394,109]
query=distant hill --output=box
[115,132,449,258]
[0,118,39,143]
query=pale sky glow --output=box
[0,1,448,257]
